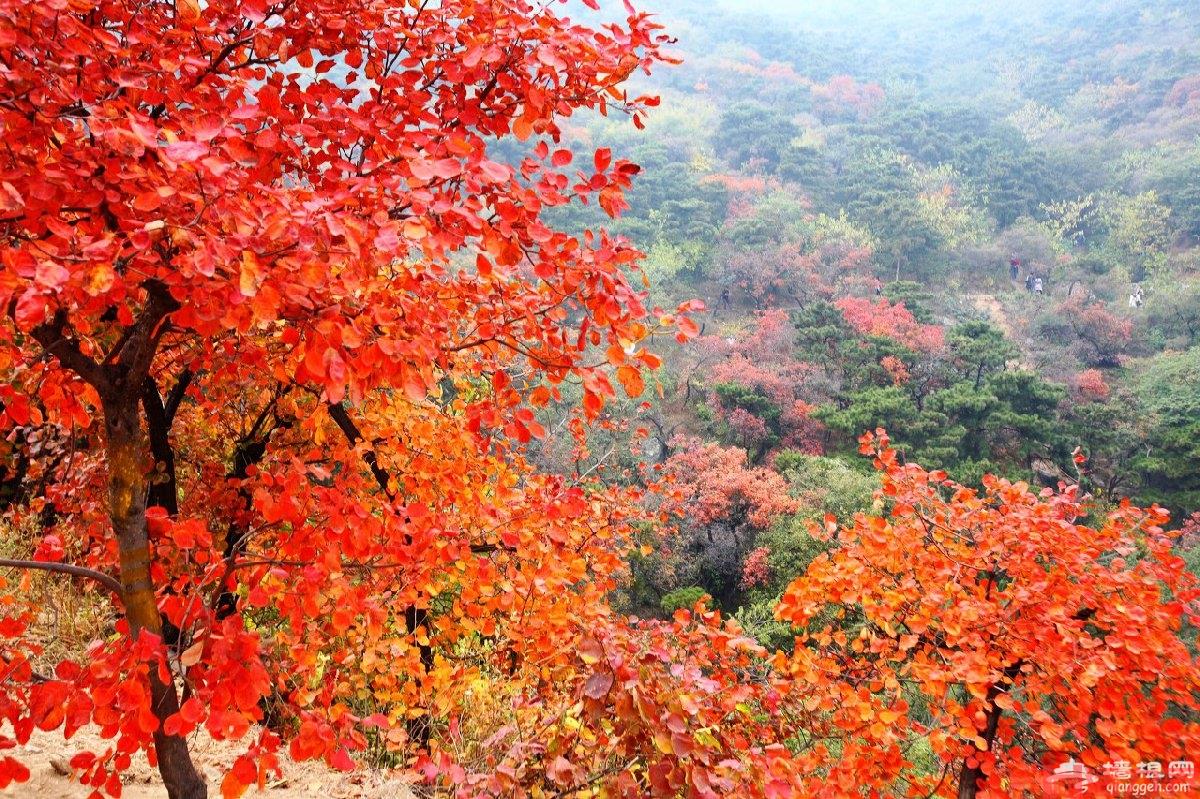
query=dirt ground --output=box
[2,726,418,799]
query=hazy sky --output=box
[714,0,808,11]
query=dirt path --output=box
[966,292,1036,370]
[968,293,1018,341]
[2,727,418,799]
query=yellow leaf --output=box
[403,219,427,240]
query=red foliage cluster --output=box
[718,233,875,308]
[421,606,805,798]
[781,400,825,454]
[705,311,825,452]
[740,546,773,590]
[664,438,799,528]
[1178,512,1200,551]
[1059,298,1134,366]
[835,297,945,353]
[1166,74,1200,108]
[776,430,1200,798]
[721,242,824,305]
[705,173,777,196]
[811,75,885,120]
[728,407,772,447]
[731,310,797,363]
[879,355,911,385]
[1073,368,1112,400]
[710,356,805,410]
[0,0,723,795]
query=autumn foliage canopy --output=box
[776,431,1200,797]
[0,0,745,796]
[1,1,1199,798]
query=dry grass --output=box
[0,517,115,672]
[1,520,420,798]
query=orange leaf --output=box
[175,0,200,24]
[512,115,534,141]
[616,365,644,398]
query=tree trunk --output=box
[327,401,432,749]
[955,696,1001,799]
[956,662,1022,799]
[103,399,207,799]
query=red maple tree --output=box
[0,1,732,797]
[835,296,945,353]
[776,431,1200,798]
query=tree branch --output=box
[326,401,394,500]
[162,368,194,424]
[324,401,508,556]
[0,558,124,598]
[29,310,108,391]
[142,376,180,516]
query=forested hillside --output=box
[1,1,1198,798]
[534,0,1200,623]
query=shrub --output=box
[660,586,710,615]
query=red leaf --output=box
[133,190,161,211]
[616,365,644,398]
[512,116,534,141]
[479,160,510,183]
[583,671,613,699]
[583,391,603,417]
[179,697,204,725]
[547,755,574,786]
[330,749,354,772]
[0,757,31,789]
[162,141,208,162]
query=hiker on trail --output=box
[1009,255,1020,281]
[874,277,883,297]
[1129,285,1143,308]
[720,286,731,310]
[1025,273,1034,292]
[1034,276,1044,295]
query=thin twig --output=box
[0,558,123,597]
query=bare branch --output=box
[326,401,394,500]
[28,310,108,391]
[0,558,124,597]
[163,368,194,424]
[323,402,511,556]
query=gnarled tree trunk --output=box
[32,288,208,799]
[103,397,207,799]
